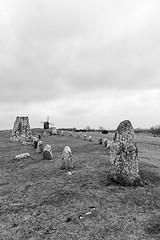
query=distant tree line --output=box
[59,126,110,133]
[149,125,160,135]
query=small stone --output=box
[33,137,38,148]
[36,141,44,153]
[43,144,53,160]
[99,137,102,145]
[85,212,92,215]
[88,136,92,141]
[14,153,30,160]
[83,134,87,140]
[103,138,107,147]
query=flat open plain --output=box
[0,129,160,240]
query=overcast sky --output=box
[1,0,160,130]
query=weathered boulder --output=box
[109,120,140,186]
[43,144,53,160]
[36,141,44,153]
[61,146,73,169]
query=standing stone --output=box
[88,136,92,141]
[11,116,32,141]
[109,120,140,186]
[43,131,48,137]
[69,132,73,137]
[99,137,102,145]
[36,141,44,153]
[51,127,57,135]
[103,138,108,147]
[43,144,53,160]
[83,134,87,140]
[61,130,64,136]
[33,137,38,148]
[77,133,80,139]
[61,146,73,169]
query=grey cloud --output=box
[1,0,160,104]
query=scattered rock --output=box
[43,131,48,137]
[22,141,31,146]
[13,153,31,160]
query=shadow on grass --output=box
[99,171,144,187]
[139,168,160,186]
[98,163,160,188]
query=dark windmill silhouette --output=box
[41,117,54,129]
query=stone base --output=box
[113,172,142,186]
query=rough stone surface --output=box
[11,116,32,141]
[43,144,53,160]
[61,146,73,169]
[109,120,140,186]
[36,141,44,153]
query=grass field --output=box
[0,129,160,239]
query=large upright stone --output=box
[11,116,32,141]
[61,146,73,169]
[43,144,53,160]
[109,120,140,186]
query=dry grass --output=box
[0,129,160,239]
